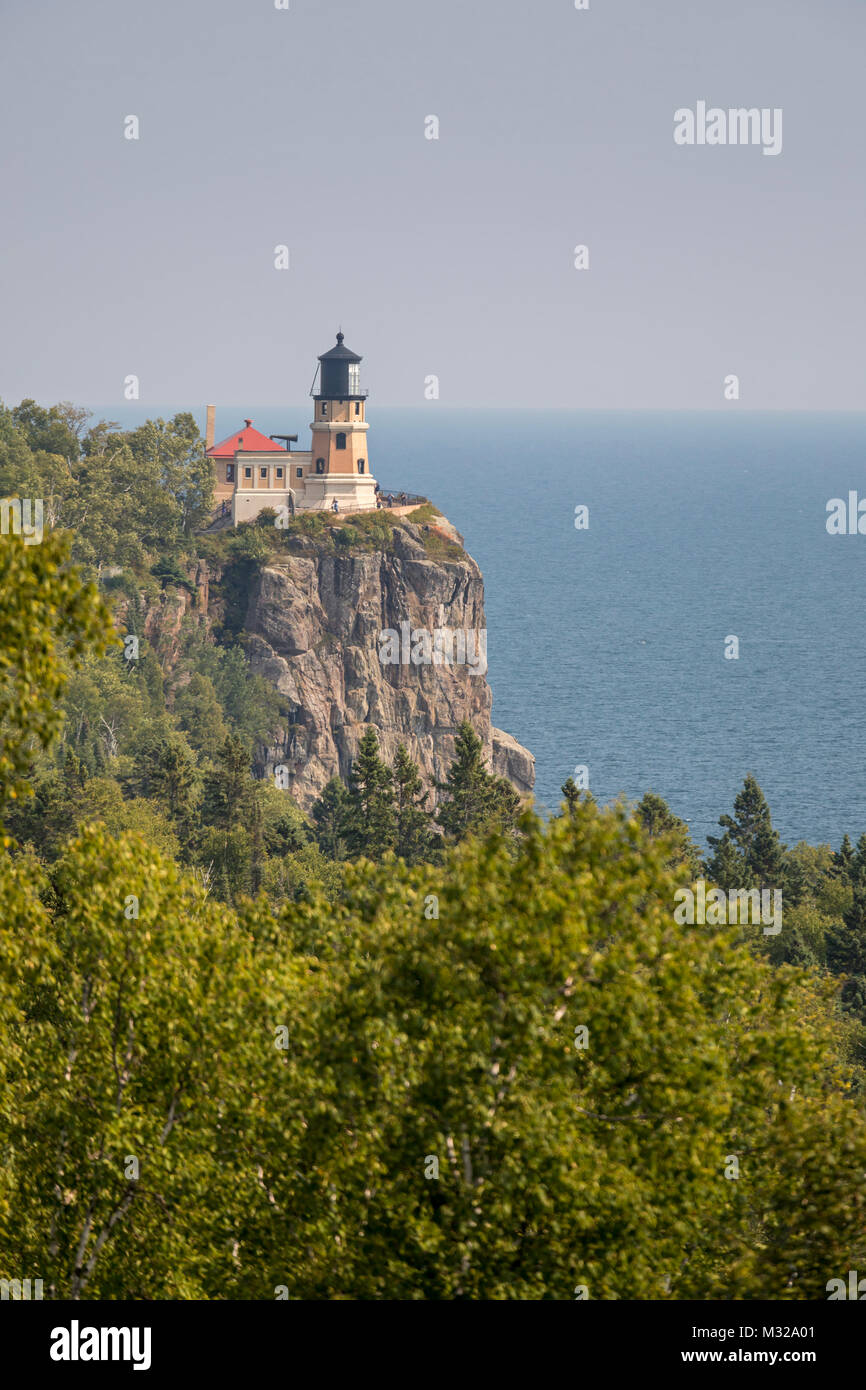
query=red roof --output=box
[207,419,286,457]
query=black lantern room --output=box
[313,332,367,400]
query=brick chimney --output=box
[205,404,215,451]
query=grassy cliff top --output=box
[196,503,467,567]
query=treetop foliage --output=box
[3,408,866,1299]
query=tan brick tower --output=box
[305,332,378,511]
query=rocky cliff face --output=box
[241,518,535,811]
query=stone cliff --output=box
[119,514,534,813]
[241,517,534,810]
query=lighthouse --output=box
[305,332,378,513]
[206,330,379,523]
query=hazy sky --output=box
[1,0,863,409]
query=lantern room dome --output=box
[317,331,362,363]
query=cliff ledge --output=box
[242,515,535,810]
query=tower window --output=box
[348,363,360,394]
[321,403,327,417]
[336,432,347,450]
[226,463,235,482]
[355,402,360,416]
[358,459,365,474]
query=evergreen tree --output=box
[151,737,198,823]
[560,776,593,817]
[826,863,866,1018]
[128,648,165,715]
[132,727,198,826]
[704,831,743,892]
[851,833,866,880]
[436,721,520,841]
[392,743,435,864]
[750,817,787,890]
[249,788,265,896]
[636,790,701,874]
[345,728,396,859]
[706,774,785,889]
[199,737,262,900]
[202,735,254,830]
[312,778,351,861]
[174,672,229,760]
[833,833,855,880]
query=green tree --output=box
[705,831,743,891]
[392,743,435,863]
[826,862,866,1019]
[259,780,309,858]
[192,643,283,750]
[173,672,229,760]
[345,728,396,859]
[706,774,785,889]
[243,800,866,1299]
[11,398,83,460]
[0,530,112,813]
[74,777,181,860]
[559,776,594,816]
[3,772,866,1296]
[636,790,701,874]
[436,721,519,842]
[833,833,855,880]
[199,736,263,898]
[126,413,214,536]
[0,827,288,1297]
[851,833,866,879]
[311,778,351,861]
[133,727,199,825]
[202,735,255,830]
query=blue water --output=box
[88,405,866,850]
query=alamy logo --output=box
[50,1320,152,1371]
[378,614,487,675]
[0,498,43,545]
[674,880,782,936]
[826,493,866,534]
[674,102,782,157]
[1,1277,43,1299]
[827,1271,866,1300]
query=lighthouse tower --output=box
[306,332,378,512]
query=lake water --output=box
[91,404,866,851]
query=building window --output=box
[354,402,360,416]
[316,458,325,474]
[260,467,267,478]
[296,467,303,478]
[276,467,283,479]
[226,463,235,482]
[321,403,327,417]
[348,363,360,394]
[358,459,365,474]
[336,432,347,450]
[244,467,252,479]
